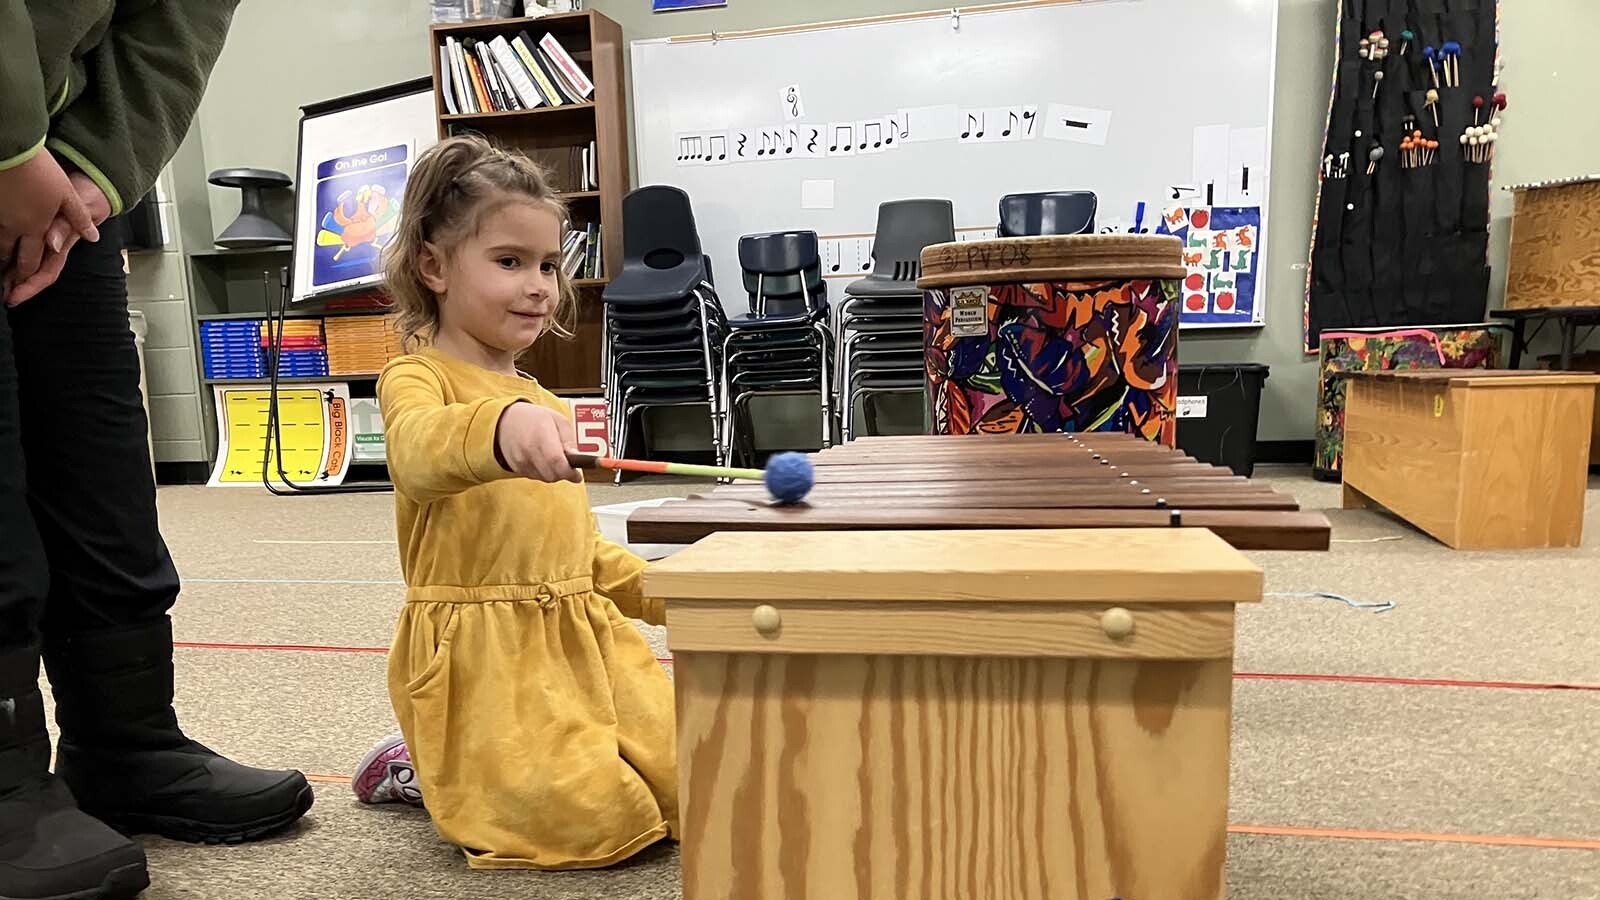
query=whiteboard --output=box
[631,0,1279,328]
[291,83,438,303]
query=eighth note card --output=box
[825,122,856,157]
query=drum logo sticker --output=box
[951,287,988,337]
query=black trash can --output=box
[1175,363,1269,476]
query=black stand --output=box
[1490,306,1600,369]
[261,266,393,495]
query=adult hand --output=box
[495,401,582,483]
[5,172,111,307]
[0,151,100,293]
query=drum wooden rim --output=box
[917,235,1187,288]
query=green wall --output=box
[191,0,1600,444]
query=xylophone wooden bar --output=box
[628,502,1331,550]
[690,491,1302,511]
[629,434,1330,552]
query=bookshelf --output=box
[429,10,629,395]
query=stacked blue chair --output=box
[600,186,726,478]
[835,199,955,440]
[720,231,832,469]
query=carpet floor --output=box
[44,466,1599,899]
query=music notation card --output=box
[819,235,875,277]
[1041,103,1112,145]
[673,100,1101,165]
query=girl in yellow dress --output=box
[349,135,676,870]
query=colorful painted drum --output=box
[1313,324,1507,480]
[918,235,1186,445]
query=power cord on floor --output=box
[1265,591,1395,613]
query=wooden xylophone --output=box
[626,432,1332,551]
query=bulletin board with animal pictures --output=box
[1302,0,1503,352]
[290,78,439,304]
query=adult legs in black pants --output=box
[0,227,311,900]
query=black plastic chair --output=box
[835,199,954,440]
[997,191,1098,237]
[600,186,725,473]
[720,231,833,468]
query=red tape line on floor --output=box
[173,642,1600,691]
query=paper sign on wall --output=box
[781,84,805,120]
[1156,205,1263,326]
[209,384,353,488]
[567,397,611,457]
[1042,103,1112,145]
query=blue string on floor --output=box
[1265,591,1395,613]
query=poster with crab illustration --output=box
[311,144,407,289]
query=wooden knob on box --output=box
[1101,607,1135,640]
[752,604,782,636]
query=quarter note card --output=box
[1041,103,1112,145]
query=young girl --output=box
[350,135,676,870]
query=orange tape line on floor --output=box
[1226,823,1600,851]
[174,642,1600,692]
[295,774,1600,852]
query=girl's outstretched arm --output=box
[377,357,534,504]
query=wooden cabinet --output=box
[1343,370,1600,549]
[647,528,1263,900]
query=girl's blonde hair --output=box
[384,134,575,348]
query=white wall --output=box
[188,0,1600,443]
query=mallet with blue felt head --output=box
[566,451,815,504]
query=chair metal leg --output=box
[693,288,725,467]
[719,330,740,475]
[814,322,833,448]
[612,389,634,485]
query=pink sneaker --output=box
[352,733,423,806]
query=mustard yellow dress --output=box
[376,348,676,870]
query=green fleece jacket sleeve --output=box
[0,2,48,171]
[47,1,240,215]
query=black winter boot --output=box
[0,646,148,900]
[44,619,313,845]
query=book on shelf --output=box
[562,227,588,279]
[462,44,491,111]
[436,29,594,115]
[446,37,476,113]
[538,32,594,99]
[438,44,459,114]
[584,222,602,280]
[488,35,544,109]
[512,32,566,106]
